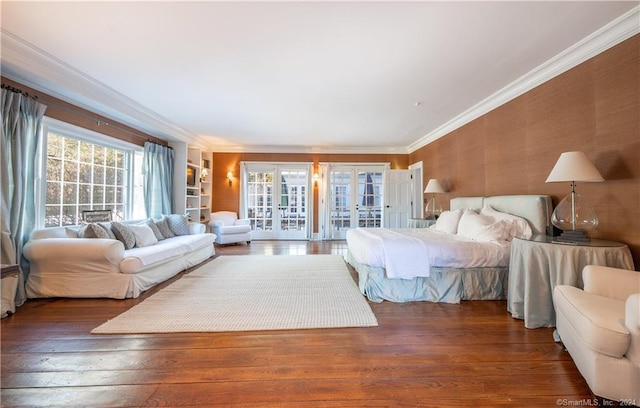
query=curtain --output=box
[143,141,174,218]
[1,88,47,308]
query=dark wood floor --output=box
[1,241,602,407]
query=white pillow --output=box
[480,205,533,240]
[457,210,509,242]
[432,209,464,234]
[129,224,158,248]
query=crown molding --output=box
[209,143,408,155]
[407,5,640,154]
[0,29,197,143]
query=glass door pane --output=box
[328,169,352,239]
[357,171,383,228]
[246,170,274,239]
[277,168,309,240]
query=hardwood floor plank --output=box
[0,241,599,407]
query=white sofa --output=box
[553,265,640,403]
[23,219,216,299]
[208,211,252,245]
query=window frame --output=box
[37,117,142,228]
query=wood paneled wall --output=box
[211,152,409,233]
[1,77,165,147]
[409,35,640,269]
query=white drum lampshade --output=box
[545,151,604,242]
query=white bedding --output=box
[345,227,510,279]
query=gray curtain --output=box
[1,88,47,307]
[143,141,174,218]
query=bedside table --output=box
[407,218,436,228]
[1,264,20,318]
[507,235,634,329]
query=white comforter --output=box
[346,228,510,279]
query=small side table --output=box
[1,264,20,318]
[507,235,634,329]
[408,218,436,228]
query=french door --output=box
[320,164,388,240]
[240,162,312,240]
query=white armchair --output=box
[208,211,252,245]
[553,265,640,403]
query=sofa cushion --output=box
[219,224,252,235]
[111,222,136,250]
[554,285,630,358]
[119,233,216,274]
[166,214,190,236]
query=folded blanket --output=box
[357,228,430,279]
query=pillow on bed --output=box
[457,210,509,242]
[432,209,464,234]
[480,205,533,240]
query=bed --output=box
[345,195,552,303]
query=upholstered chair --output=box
[208,211,252,245]
[553,265,640,403]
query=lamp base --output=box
[556,230,590,243]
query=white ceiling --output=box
[1,1,638,153]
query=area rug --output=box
[92,255,378,333]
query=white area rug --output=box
[92,255,378,333]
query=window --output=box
[40,118,144,227]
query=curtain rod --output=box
[1,82,164,145]
[1,83,38,100]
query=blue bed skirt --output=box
[345,251,508,303]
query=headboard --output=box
[450,195,552,236]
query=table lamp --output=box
[545,151,604,242]
[424,179,445,219]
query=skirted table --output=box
[507,235,635,329]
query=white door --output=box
[241,163,311,240]
[384,170,412,228]
[409,161,423,218]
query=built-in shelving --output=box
[168,142,212,225]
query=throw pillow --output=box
[129,224,158,248]
[166,213,190,236]
[145,218,165,241]
[457,210,509,242]
[98,222,117,240]
[432,209,464,234]
[110,222,136,249]
[155,217,175,238]
[78,223,111,239]
[480,205,533,240]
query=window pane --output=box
[47,158,62,182]
[93,186,105,204]
[105,149,116,167]
[79,163,92,183]
[94,146,105,165]
[94,166,105,184]
[63,162,78,182]
[105,167,116,185]
[63,138,78,161]
[79,184,91,204]
[79,141,93,164]
[62,183,77,203]
[105,186,116,204]
[61,205,77,226]
[46,181,61,204]
[48,134,63,159]
[45,206,60,228]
